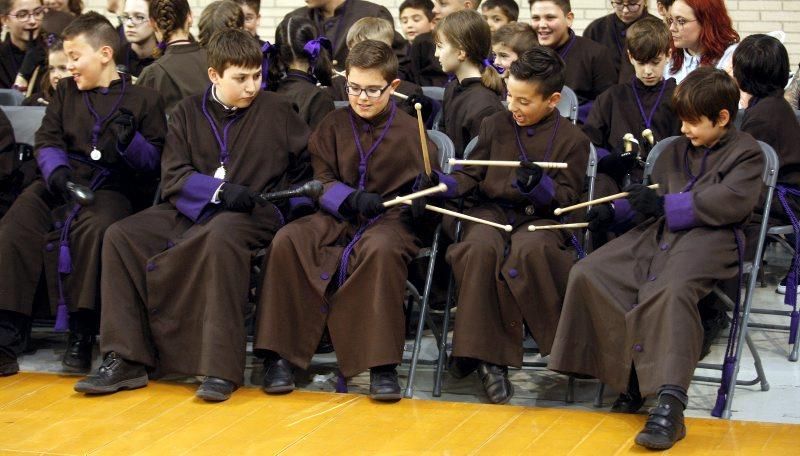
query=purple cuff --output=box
[595,147,610,161]
[664,192,697,231]
[612,198,636,225]
[517,174,555,207]
[289,196,313,213]
[577,101,594,124]
[413,170,459,199]
[118,132,160,172]
[175,173,224,222]
[36,147,70,183]
[320,182,356,218]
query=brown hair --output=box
[0,0,42,15]
[346,17,394,49]
[528,0,571,14]
[436,9,504,95]
[149,0,192,56]
[492,22,538,55]
[206,27,261,75]
[346,39,398,83]
[672,66,738,125]
[62,11,120,57]
[626,16,671,62]
[198,0,244,47]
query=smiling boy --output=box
[399,0,433,43]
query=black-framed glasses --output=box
[8,7,45,21]
[118,14,149,26]
[345,81,391,98]
[666,17,697,28]
[610,1,642,12]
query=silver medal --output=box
[213,165,226,179]
[90,148,102,161]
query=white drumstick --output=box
[449,159,568,169]
[401,201,513,231]
[383,183,448,207]
[528,222,589,231]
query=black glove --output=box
[415,171,440,190]
[407,94,433,122]
[111,108,137,150]
[586,203,614,232]
[344,191,385,218]
[48,166,72,201]
[19,37,46,80]
[220,183,256,213]
[597,152,637,186]
[624,184,664,218]
[411,196,427,219]
[515,160,543,193]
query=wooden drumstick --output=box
[383,183,448,207]
[401,201,513,231]
[391,91,409,100]
[528,222,588,231]
[415,103,432,176]
[642,129,655,145]
[553,184,660,216]
[449,159,568,169]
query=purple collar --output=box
[201,85,245,168]
[556,29,577,60]
[512,111,561,163]
[631,76,668,130]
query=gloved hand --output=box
[515,160,543,193]
[344,191,385,218]
[220,183,256,212]
[407,94,433,122]
[624,184,664,218]
[597,152,637,186]
[111,108,137,150]
[586,204,614,232]
[415,171,440,190]
[19,37,45,80]
[411,196,427,219]
[48,166,72,201]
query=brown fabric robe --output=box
[254,102,438,377]
[442,110,589,366]
[583,12,661,84]
[99,89,310,385]
[553,30,618,120]
[117,43,156,78]
[400,32,448,87]
[442,77,504,158]
[0,76,166,317]
[276,70,335,129]
[548,129,764,396]
[327,75,425,119]
[136,42,209,115]
[0,109,16,218]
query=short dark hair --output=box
[198,0,245,47]
[733,34,790,98]
[673,67,739,125]
[509,46,566,98]
[233,0,260,11]
[657,0,676,7]
[492,22,537,54]
[346,39,398,82]
[626,16,670,62]
[62,11,120,58]
[528,0,571,15]
[206,28,262,75]
[482,0,519,22]
[399,0,434,21]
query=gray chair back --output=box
[1,106,46,147]
[427,129,455,173]
[557,85,579,124]
[0,89,24,106]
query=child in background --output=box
[399,0,434,43]
[23,36,69,105]
[481,0,518,33]
[491,22,538,78]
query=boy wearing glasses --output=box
[583,0,659,84]
[233,0,263,45]
[116,0,156,77]
[0,0,47,91]
[256,40,439,401]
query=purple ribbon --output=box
[631,77,668,130]
[82,76,127,151]
[261,41,275,90]
[681,146,710,193]
[482,55,505,74]
[200,85,243,169]
[512,113,560,163]
[303,36,332,63]
[775,184,800,344]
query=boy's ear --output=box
[547,91,562,110]
[389,78,401,91]
[627,50,635,65]
[464,0,475,10]
[208,67,220,84]
[716,109,731,128]
[99,45,114,64]
[566,11,575,27]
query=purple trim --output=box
[596,147,610,160]
[612,198,636,224]
[412,171,458,199]
[117,131,160,171]
[201,85,243,167]
[175,173,224,222]
[631,77,668,130]
[577,101,594,124]
[36,147,71,184]
[320,182,356,218]
[516,174,555,206]
[289,196,313,214]
[664,192,697,231]
[557,30,577,60]
[83,76,127,148]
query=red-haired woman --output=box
[664,0,739,83]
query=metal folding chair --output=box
[422,86,445,131]
[333,100,349,109]
[1,106,46,166]
[557,86,579,125]
[0,89,25,106]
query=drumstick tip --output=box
[503,225,513,232]
[414,102,422,111]
[553,208,564,216]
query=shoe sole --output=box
[61,362,91,374]
[0,362,19,376]
[370,391,402,401]
[195,389,231,402]
[634,427,687,450]
[263,384,295,394]
[74,375,148,394]
[487,383,514,405]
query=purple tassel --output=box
[58,242,72,274]
[790,311,799,344]
[54,300,69,332]
[711,389,726,418]
[712,356,736,418]
[335,373,348,393]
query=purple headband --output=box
[482,55,505,75]
[261,41,275,89]
[157,41,167,51]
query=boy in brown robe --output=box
[529,0,617,123]
[255,40,438,401]
[73,29,310,402]
[0,12,166,377]
[440,47,589,404]
[548,67,765,450]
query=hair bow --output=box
[261,41,275,90]
[303,36,332,63]
[482,55,505,75]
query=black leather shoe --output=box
[62,332,95,372]
[262,358,294,394]
[610,392,646,413]
[74,352,148,394]
[369,368,402,401]
[634,395,687,450]
[478,362,513,404]
[196,377,237,402]
[448,356,479,379]
[0,350,19,376]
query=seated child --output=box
[480,0,518,33]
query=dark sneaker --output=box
[262,358,295,394]
[635,395,687,450]
[196,377,237,402]
[74,352,148,394]
[62,332,95,372]
[369,368,402,401]
[610,392,645,413]
[0,350,19,376]
[478,362,513,404]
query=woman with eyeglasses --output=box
[116,0,157,77]
[583,0,659,84]
[0,0,47,92]
[663,0,739,84]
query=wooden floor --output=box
[0,373,797,455]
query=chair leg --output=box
[565,375,575,403]
[433,273,455,397]
[791,330,800,362]
[745,332,770,392]
[593,383,605,408]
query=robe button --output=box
[648,275,657,281]
[633,343,643,352]
[524,205,535,216]
[45,242,55,252]
[146,262,156,272]
[320,272,330,281]
[526,128,535,137]
[54,221,63,229]
[510,321,517,327]
[508,268,519,278]
[660,243,669,251]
